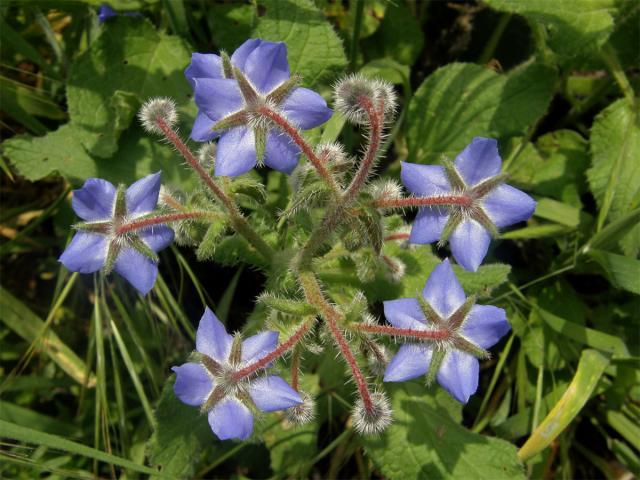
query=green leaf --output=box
[147,378,215,478]
[367,1,424,66]
[254,0,347,87]
[533,197,581,227]
[363,383,524,480]
[0,286,96,387]
[588,249,640,294]
[585,207,640,252]
[484,0,616,59]
[518,349,609,461]
[360,58,410,86]
[209,3,255,51]
[588,98,640,255]
[406,61,555,164]
[0,419,164,477]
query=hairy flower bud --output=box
[197,142,217,170]
[368,179,403,202]
[352,391,392,435]
[333,74,396,125]
[284,391,315,425]
[138,97,178,134]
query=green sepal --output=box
[113,184,128,220]
[196,220,228,261]
[254,126,267,165]
[128,236,159,263]
[266,73,302,105]
[201,355,223,376]
[229,334,243,366]
[453,337,490,360]
[470,172,508,199]
[74,221,111,234]
[438,209,464,246]
[220,51,233,79]
[471,206,500,238]
[417,295,444,325]
[233,66,258,104]
[448,294,476,330]
[257,293,318,316]
[425,348,447,385]
[103,241,122,275]
[201,385,226,413]
[442,157,467,191]
[357,209,384,255]
[211,110,248,132]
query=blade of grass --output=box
[217,266,243,323]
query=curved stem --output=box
[116,211,215,235]
[154,116,275,261]
[298,270,374,413]
[257,106,341,193]
[375,194,472,209]
[231,318,314,381]
[351,323,450,341]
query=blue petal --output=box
[482,184,536,228]
[172,362,213,407]
[113,247,158,295]
[383,298,427,329]
[400,162,450,197]
[230,38,262,70]
[59,233,107,273]
[215,127,256,177]
[263,130,300,174]
[448,219,491,272]
[126,172,161,216]
[384,344,432,382]
[190,111,219,142]
[138,225,174,252]
[461,305,510,349]
[454,137,501,187]
[409,207,449,244]
[282,88,333,130]
[208,397,253,440]
[248,375,302,412]
[437,350,479,403]
[422,259,466,318]
[241,331,279,364]
[196,307,233,363]
[194,78,243,122]
[185,53,223,88]
[243,41,289,93]
[72,178,116,221]
[98,5,117,23]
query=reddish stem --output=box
[343,95,384,204]
[375,195,472,209]
[116,212,209,235]
[383,232,410,242]
[290,347,301,391]
[352,323,451,341]
[232,320,313,381]
[257,106,340,193]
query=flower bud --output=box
[365,343,390,376]
[333,74,397,125]
[368,179,403,202]
[138,97,178,134]
[197,142,217,170]
[352,391,392,435]
[284,391,315,425]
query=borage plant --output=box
[60,39,534,442]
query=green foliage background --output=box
[0,0,638,478]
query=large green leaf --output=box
[254,0,347,87]
[363,383,524,480]
[484,0,617,59]
[588,249,640,295]
[587,98,640,255]
[406,61,555,164]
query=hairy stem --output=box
[343,95,384,204]
[155,116,274,261]
[351,323,450,341]
[298,270,375,413]
[116,211,215,235]
[375,195,472,209]
[257,106,341,193]
[231,319,314,381]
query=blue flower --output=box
[97,4,142,23]
[401,137,536,271]
[59,172,174,295]
[172,308,302,440]
[185,38,333,176]
[383,259,510,403]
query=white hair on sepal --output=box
[352,390,392,435]
[138,97,178,134]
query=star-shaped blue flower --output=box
[172,308,302,441]
[383,259,511,403]
[59,172,174,295]
[185,38,333,176]
[402,137,536,271]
